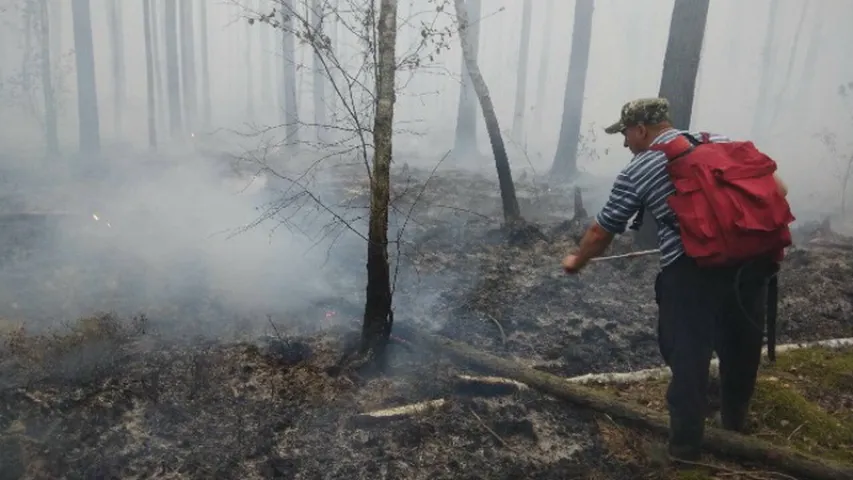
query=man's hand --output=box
[562,220,616,275]
[561,253,587,274]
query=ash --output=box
[1,163,851,479]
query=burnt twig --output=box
[484,313,506,345]
[469,407,515,451]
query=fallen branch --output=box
[672,458,798,480]
[455,374,528,396]
[564,337,853,385]
[351,398,447,426]
[413,333,853,480]
[484,313,506,345]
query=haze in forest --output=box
[0,0,850,331]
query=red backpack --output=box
[649,132,795,267]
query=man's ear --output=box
[636,124,648,139]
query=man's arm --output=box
[571,172,643,268]
[573,221,616,268]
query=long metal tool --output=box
[588,249,661,263]
[551,249,661,279]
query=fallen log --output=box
[565,337,853,385]
[414,333,853,480]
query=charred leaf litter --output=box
[1,164,852,479]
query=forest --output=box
[0,0,852,478]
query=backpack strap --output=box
[629,132,711,232]
[649,132,710,161]
[628,205,677,232]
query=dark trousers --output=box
[655,254,775,458]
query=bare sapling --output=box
[360,0,398,360]
[243,0,455,367]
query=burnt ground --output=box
[1,163,852,479]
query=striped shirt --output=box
[595,129,731,268]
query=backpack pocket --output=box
[715,164,793,233]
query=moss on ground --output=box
[593,346,853,477]
[750,347,853,463]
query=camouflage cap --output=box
[604,97,671,134]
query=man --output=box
[562,98,789,461]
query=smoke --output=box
[0,148,360,336]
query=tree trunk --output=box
[259,0,272,122]
[534,0,554,128]
[179,0,197,132]
[198,0,211,128]
[751,0,779,142]
[280,0,300,148]
[151,0,167,133]
[311,0,326,143]
[2,11,9,79]
[164,0,183,138]
[38,0,59,156]
[634,0,710,249]
[70,0,100,154]
[23,3,33,93]
[143,0,157,149]
[49,0,61,74]
[107,0,124,137]
[415,333,853,480]
[453,0,521,226]
[549,0,594,180]
[329,0,340,117]
[510,0,532,143]
[452,0,481,157]
[659,0,709,130]
[361,0,398,359]
[245,9,255,121]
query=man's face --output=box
[622,124,650,155]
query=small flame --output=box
[92,213,99,221]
